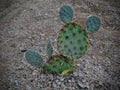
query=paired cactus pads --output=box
[44,55,73,74]
[57,23,88,59]
[59,5,73,23]
[86,16,101,33]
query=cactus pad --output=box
[57,23,88,59]
[44,55,73,74]
[25,50,44,68]
[85,15,101,33]
[59,5,73,23]
[47,38,53,57]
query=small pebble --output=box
[53,83,57,88]
[26,85,32,90]
[73,72,78,76]
[60,78,64,82]
[15,80,19,86]
[32,70,38,76]
[68,80,71,83]
[57,82,61,85]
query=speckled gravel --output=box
[0,0,120,90]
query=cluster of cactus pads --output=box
[25,50,73,75]
[25,5,101,75]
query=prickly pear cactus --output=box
[44,55,73,74]
[57,22,88,59]
[85,15,101,33]
[23,4,101,76]
[59,5,73,23]
[25,50,44,68]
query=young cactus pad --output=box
[44,55,73,74]
[57,23,88,59]
[25,50,44,68]
[47,38,53,57]
[59,5,73,23]
[85,15,101,33]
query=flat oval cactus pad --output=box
[85,15,101,33]
[57,23,88,59]
[44,55,73,74]
[25,50,44,68]
[59,5,73,23]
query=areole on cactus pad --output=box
[57,22,88,59]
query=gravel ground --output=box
[0,0,120,90]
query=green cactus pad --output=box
[85,15,101,33]
[59,5,73,23]
[57,23,88,59]
[25,50,44,68]
[47,38,53,57]
[44,55,73,74]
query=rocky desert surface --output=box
[0,0,120,90]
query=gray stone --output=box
[26,85,32,90]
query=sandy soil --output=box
[0,0,120,90]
